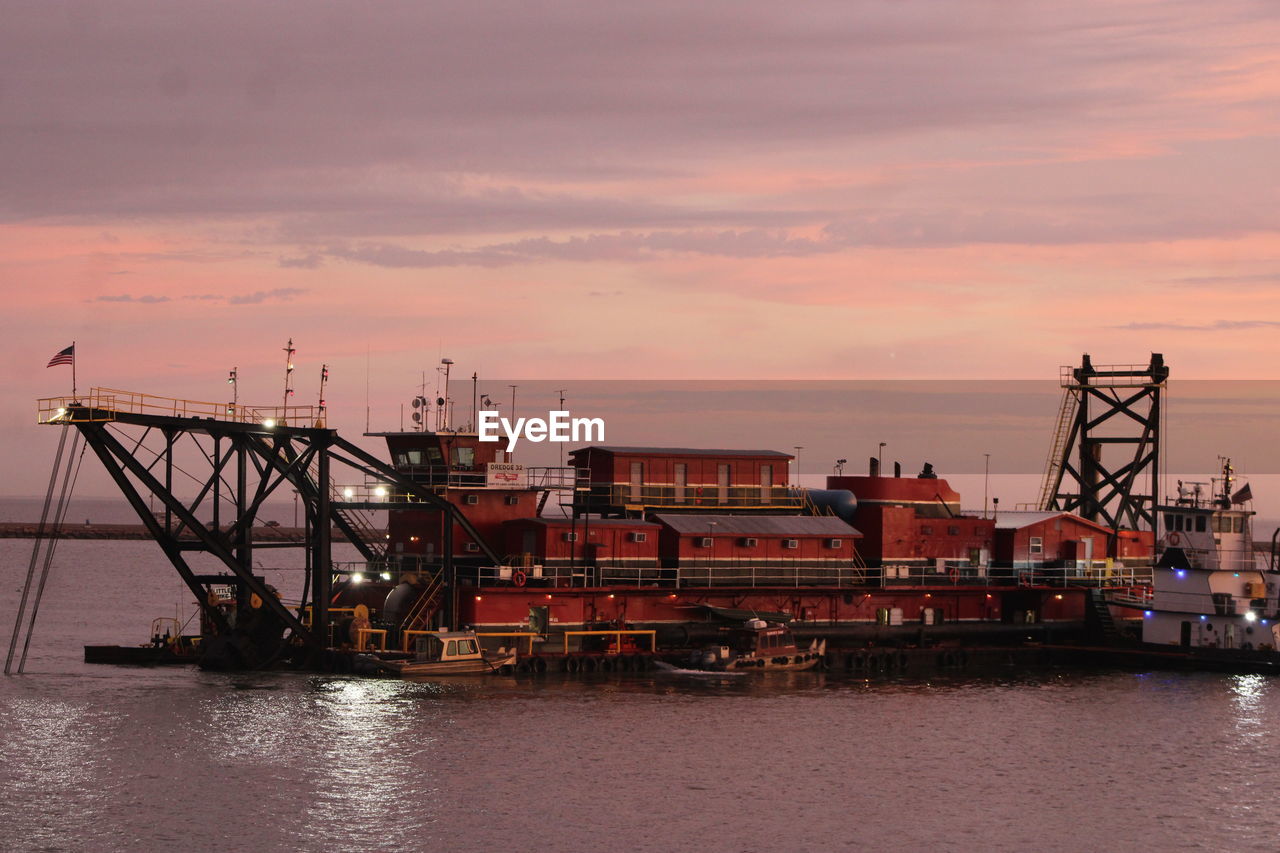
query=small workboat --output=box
[383,630,516,677]
[695,619,825,672]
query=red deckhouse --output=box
[567,445,801,517]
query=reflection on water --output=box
[4,541,1280,851]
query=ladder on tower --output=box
[1037,387,1079,511]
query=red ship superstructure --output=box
[32,353,1166,673]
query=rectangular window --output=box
[464,542,480,552]
[464,494,479,505]
[630,532,648,543]
[760,464,773,505]
[504,495,520,505]
[674,463,687,503]
[451,447,475,468]
[826,538,842,549]
[1029,536,1044,555]
[1195,515,1206,532]
[782,539,799,549]
[921,525,934,536]
[629,461,644,503]
[698,537,713,548]
[406,449,423,465]
[947,525,960,536]
[1233,516,1243,533]
[717,463,731,505]
[563,532,578,542]
[741,537,758,547]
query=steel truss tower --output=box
[1039,353,1168,531]
[37,389,500,668]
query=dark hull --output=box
[1044,643,1280,675]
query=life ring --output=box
[1169,531,1182,546]
[512,569,527,587]
[948,566,960,583]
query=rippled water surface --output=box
[3,539,1280,852]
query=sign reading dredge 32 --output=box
[477,410,604,450]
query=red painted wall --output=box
[503,518,660,566]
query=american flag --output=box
[47,344,75,368]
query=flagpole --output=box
[72,340,77,401]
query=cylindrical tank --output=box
[800,488,858,523]
[382,581,421,625]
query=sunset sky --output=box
[3,1,1278,500]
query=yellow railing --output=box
[478,632,540,655]
[299,606,358,628]
[37,387,320,427]
[562,630,657,655]
[355,628,387,651]
[401,630,540,654]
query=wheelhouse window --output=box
[1195,515,1206,532]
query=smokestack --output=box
[893,461,901,478]
[869,457,880,477]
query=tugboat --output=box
[380,630,517,677]
[695,619,825,672]
[1137,459,1280,671]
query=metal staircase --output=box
[400,570,446,633]
[1087,588,1121,644]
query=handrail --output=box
[476,632,540,655]
[38,387,319,427]
[562,630,656,655]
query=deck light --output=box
[379,572,392,581]
[1245,612,1257,622]
[545,594,552,600]
[1144,610,1153,618]
[374,486,388,498]
[351,572,364,584]
[263,418,276,429]
[343,487,354,498]
[1055,594,1063,600]
[475,595,483,602]
[1175,570,1187,579]
[1200,615,1208,621]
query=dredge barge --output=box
[18,354,1180,676]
